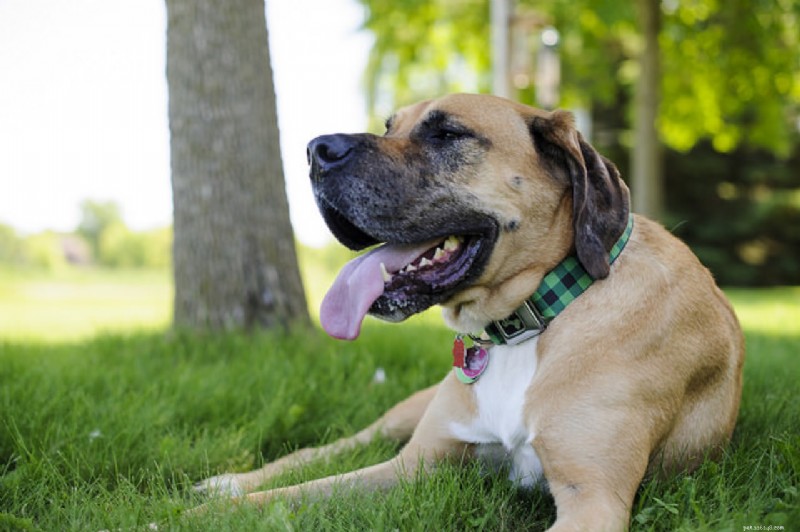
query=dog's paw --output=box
[193,474,245,498]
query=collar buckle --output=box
[489,300,547,346]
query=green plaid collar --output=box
[484,215,634,345]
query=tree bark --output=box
[166,0,309,330]
[631,0,663,220]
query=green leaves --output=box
[660,0,800,156]
[357,0,799,156]
[358,0,491,129]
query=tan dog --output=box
[196,94,744,530]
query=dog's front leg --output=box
[257,430,468,509]
[196,384,439,496]
[243,451,426,507]
[186,448,432,518]
[189,380,471,515]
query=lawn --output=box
[0,268,797,530]
[0,244,357,343]
[0,267,172,342]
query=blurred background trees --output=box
[0,200,171,271]
[357,0,800,285]
[1,0,797,288]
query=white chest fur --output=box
[449,338,543,488]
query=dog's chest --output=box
[449,338,542,487]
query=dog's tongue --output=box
[320,239,439,340]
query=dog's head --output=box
[308,94,629,338]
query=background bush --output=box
[664,142,800,286]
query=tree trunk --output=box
[166,0,309,330]
[491,0,513,98]
[631,0,663,220]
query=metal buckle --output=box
[490,300,546,345]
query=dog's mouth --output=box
[318,201,496,340]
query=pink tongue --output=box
[320,239,440,340]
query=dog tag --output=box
[452,336,465,368]
[452,335,489,384]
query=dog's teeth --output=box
[380,262,392,283]
[419,258,433,268]
[404,264,417,273]
[433,247,446,261]
[444,236,460,252]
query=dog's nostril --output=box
[318,142,351,163]
[308,135,354,168]
[318,143,333,161]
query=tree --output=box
[659,0,800,156]
[631,0,662,220]
[356,0,799,187]
[77,199,123,258]
[0,223,27,266]
[165,0,309,330]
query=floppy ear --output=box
[530,110,630,279]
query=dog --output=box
[196,94,744,530]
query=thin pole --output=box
[491,0,513,98]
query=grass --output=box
[0,267,172,342]
[0,268,798,530]
[0,243,361,343]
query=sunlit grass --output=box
[1,258,798,342]
[0,267,172,342]
[726,286,800,336]
[0,248,449,342]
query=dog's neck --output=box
[484,215,634,345]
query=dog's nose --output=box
[307,135,354,179]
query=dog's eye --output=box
[430,128,467,142]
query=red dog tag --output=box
[452,336,465,369]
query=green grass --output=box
[0,245,364,343]
[0,267,172,342]
[0,268,798,530]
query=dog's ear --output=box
[530,110,630,279]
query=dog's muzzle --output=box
[306,132,498,339]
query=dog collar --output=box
[484,214,634,346]
[452,215,633,383]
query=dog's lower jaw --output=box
[442,293,525,334]
[441,292,490,333]
[441,268,548,333]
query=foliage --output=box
[98,222,172,269]
[659,0,800,156]
[77,199,123,256]
[0,291,798,530]
[665,141,800,286]
[77,199,172,269]
[0,201,172,270]
[357,0,800,156]
[0,223,28,267]
[21,232,68,271]
[0,224,69,270]
[360,0,491,129]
